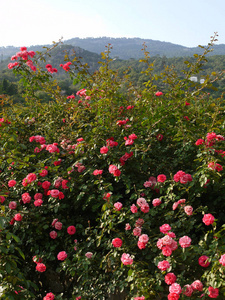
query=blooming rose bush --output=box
[1,36,225,299]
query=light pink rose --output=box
[219,254,225,266]
[152,198,161,207]
[114,202,123,211]
[184,205,193,216]
[157,260,170,271]
[138,234,149,244]
[136,197,147,207]
[169,283,182,295]
[121,253,133,265]
[191,280,203,291]
[179,236,191,248]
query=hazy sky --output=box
[1,0,225,48]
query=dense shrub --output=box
[1,34,225,299]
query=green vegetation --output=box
[0,34,225,299]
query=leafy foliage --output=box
[1,33,225,299]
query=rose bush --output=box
[0,34,225,299]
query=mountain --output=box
[1,37,225,62]
[64,37,225,59]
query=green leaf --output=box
[5,262,11,274]
[15,247,25,260]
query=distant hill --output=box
[1,37,225,62]
[64,37,225,59]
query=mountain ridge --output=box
[1,37,225,61]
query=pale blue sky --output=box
[1,0,225,47]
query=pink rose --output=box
[85,252,93,259]
[179,236,191,248]
[155,91,163,96]
[138,234,149,244]
[169,283,182,295]
[42,181,51,190]
[67,226,76,235]
[191,280,203,291]
[49,231,57,239]
[34,199,43,207]
[135,218,144,228]
[32,256,43,264]
[160,224,171,234]
[125,223,131,230]
[43,292,55,300]
[9,201,17,210]
[125,138,134,146]
[219,254,225,266]
[36,263,46,272]
[26,173,37,183]
[198,255,210,267]
[50,189,60,198]
[8,180,17,187]
[184,205,193,216]
[109,164,121,177]
[202,214,215,225]
[133,227,142,236]
[182,284,193,297]
[162,246,172,257]
[136,197,147,207]
[114,202,123,211]
[57,251,67,261]
[93,169,103,176]
[165,273,177,285]
[109,164,118,174]
[34,193,43,200]
[51,218,58,227]
[55,221,62,230]
[195,139,205,146]
[0,196,5,204]
[152,198,161,207]
[39,169,48,177]
[121,253,133,265]
[21,192,31,204]
[168,293,180,300]
[14,213,22,221]
[100,146,109,154]
[137,241,146,249]
[208,286,219,298]
[157,174,166,183]
[112,238,123,248]
[131,204,138,213]
[157,260,170,271]
[113,169,121,177]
